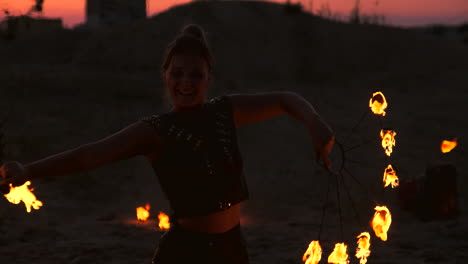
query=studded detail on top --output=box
[141,96,249,218]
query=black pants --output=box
[152,223,249,264]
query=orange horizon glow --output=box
[0,0,466,28]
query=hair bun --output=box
[181,24,207,43]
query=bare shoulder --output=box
[226,92,298,127]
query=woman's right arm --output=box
[0,121,161,185]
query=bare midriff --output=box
[176,203,241,234]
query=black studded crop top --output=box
[141,96,249,218]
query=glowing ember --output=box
[371,206,392,241]
[302,240,322,264]
[383,165,399,188]
[441,139,457,153]
[136,204,150,221]
[158,212,171,230]
[328,243,349,264]
[355,232,371,264]
[369,91,388,116]
[4,181,43,213]
[380,129,396,157]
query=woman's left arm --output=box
[228,92,335,168]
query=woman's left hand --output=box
[310,116,335,169]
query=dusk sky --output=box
[0,0,467,28]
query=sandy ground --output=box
[0,78,466,264]
[1,1,467,263]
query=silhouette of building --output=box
[86,0,147,27]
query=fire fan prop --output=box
[4,181,43,212]
[300,90,400,264]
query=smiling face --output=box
[163,54,211,112]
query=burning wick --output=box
[380,129,396,157]
[136,204,150,221]
[158,212,171,230]
[302,240,322,264]
[369,91,388,116]
[355,232,371,264]
[328,243,349,264]
[441,138,457,153]
[383,164,399,188]
[4,181,43,213]
[371,206,392,241]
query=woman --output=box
[0,24,334,264]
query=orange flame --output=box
[371,206,392,241]
[328,243,349,264]
[355,232,371,264]
[369,91,388,116]
[158,212,171,230]
[441,139,457,153]
[136,204,150,221]
[302,240,322,264]
[4,181,43,213]
[383,165,399,188]
[380,129,396,157]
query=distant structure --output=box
[86,0,147,28]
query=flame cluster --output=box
[328,243,349,264]
[371,206,392,241]
[158,212,171,230]
[136,204,151,221]
[369,92,388,116]
[383,165,399,188]
[355,232,371,264]
[4,181,43,213]
[302,240,322,264]
[441,139,457,153]
[380,129,396,157]
[135,204,170,230]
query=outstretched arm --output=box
[228,92,335,168]
[0,121,161,186]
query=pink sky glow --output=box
[0,0,467,27]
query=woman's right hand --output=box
[0,161,29,193]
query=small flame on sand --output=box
[355,232,371,264]
[328,243,349,264]
[136,204,150,221]
[4,181,43,213]
[380,129,396,157]
[441,139,457,153]
[371,206,392,241]
[302,240,322,264]
[369,92,388,116]
[158,212,171,230]
[383,165,399,188]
